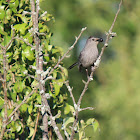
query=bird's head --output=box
[88,36,103,45]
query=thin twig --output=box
[64,128,70,140]
[31,111,40,140]
[6,89,35,123]
[0,27,15,140]
[70,1,122,139]
[65,81,76,106]
[14,36,34,48]
[0,47,8,140]
[79,107,95,112]
[42,94,64,140]
[48,27,87,76]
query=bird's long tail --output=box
[68,62,79,69]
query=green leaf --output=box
[22,46,35,61]
[92,119,99,132]
[28,127,34,138]
[86,118,99,132]
[64,103,71,115]
[48,45,52,51]
[86,118,95,125]
[0,108,4,117]
[14,81,25,92]
[6,9,12,20]
[7,109,13,116]
[14,23,28,34]
[13,48,20,60]
[69,105,75,115]
[62,117,74,129]
[53,83,60,96]
[0,23,5,35]
[6,52,13,63]
[0,97,4,109]
[10,92,17,102]
[20,103,28,112]
[9,0,19,13]
[52,46,63,55]
[23,32,33,43]
[16,121,22,132]
[31,80,38,88]
[36,94,41,104]
[1,36,11,47]
[28,105,33,114]
[0,6,5,20]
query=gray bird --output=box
[68,36,103,72]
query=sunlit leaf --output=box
[62,117,74,129]
[22,46,35,61]
[64,103,71,115]
[14,81,25,92]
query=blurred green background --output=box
[41,0,140,139]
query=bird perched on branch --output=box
[68,36,103,72]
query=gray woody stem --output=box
[70,0,123,140]
[30,0,64,139]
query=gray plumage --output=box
[68,36,103,71]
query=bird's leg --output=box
[85,68,89,78]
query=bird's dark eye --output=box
[92,39,94,41]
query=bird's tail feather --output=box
[68,62,79,69]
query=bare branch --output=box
[31,111,40,140]
[42,95,64,140]
[7,89,35,123]
[65,81,76,106]
[79,107,95,112]
[14,36,34,48]
[48,27,87,76]
[39,11,47,20]
[64,128,70,140]
[70,1,122,139]
[22,11,31,16]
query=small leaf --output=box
[36,94,41,104]
[14,23,27,34]
[20,104,28,112]
[0,97,4,109]
[64,103,71,115]
[28,127,34,138]
[14,81,25,92]
[28,105,33,114]
[62,117,74,129]
[92,119,99,132]
[86,118,95,125]
[6,9,12,20]
[0,6,5,20]
[48,45,52,51]
[1,36,11,47]
[10,92,17,102]
[86,118,99,132]
[22,46,35,61]
[6,52,13,63]
[7,109,13,116]
[0,23,5,35]
[53,83,60,96]
[15,121,22,132]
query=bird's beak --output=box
[96,38,103,42]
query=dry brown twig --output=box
[31,111,40,140]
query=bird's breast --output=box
[80,47,98,68]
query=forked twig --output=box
[70,1,123,139]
